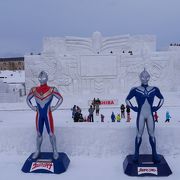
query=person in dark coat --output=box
[120,104,125,118]
[95,98,101,116]
[101,114,105,122]
[154,111,158,122]
[111,112,116,122]
[88,105,95,122]
[71,105,77,119]
[126,105,131,122]
[74,106,83,122]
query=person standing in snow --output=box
[101,114,105,122]
[88,105,95,122]
[111,112,116,122]
[95,98,101,116]
[120,104,125,118]
[165,111,171,122]
[92,98,96,109]
[116,114,121,122]
[126,105,131,122]
[71,105,77,119]
[154,111,159,122]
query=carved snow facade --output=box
[25,32,180,97]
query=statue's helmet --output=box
[38,71,48,85]
[139,68,150,85]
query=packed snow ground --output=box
[0,93,180,180]
[0,154,180,180]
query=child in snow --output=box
[111,112,116,122]
[116,114,121,122]
[101,114,105,122]
[165,111,171,122]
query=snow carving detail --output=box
[25,32,178,96]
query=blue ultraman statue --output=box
[126,69,164,163]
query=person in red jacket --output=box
[154,111,159,122]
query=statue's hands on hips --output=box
[152,106,159,112]
[51,106,56,112]
[31,106,38,111]
[132,106,138,112]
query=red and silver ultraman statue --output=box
[26,71,63,159]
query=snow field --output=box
[0,106,179,157]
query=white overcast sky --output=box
[0,0,179,57]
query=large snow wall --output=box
[0,126,179,157]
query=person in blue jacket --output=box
[126,69,164,163]
[111,112,116,122]
[165,111,171,122]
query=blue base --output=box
[22,152,70,174]
[123,154,172,176]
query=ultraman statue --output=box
[126,69,164,163]
[26,71,63,160]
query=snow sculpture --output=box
[25,32,179,98]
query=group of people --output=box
[72,98,131,123]
[111,112,119,122]
[110,104,131,123]
[71,98,102,122]
[170,43,180,46]
[71,105,84,122]
[154,111,172,123]
[71,103,171,123]
[70,98,108,123]
[120,104,131,122]
[88,98,101,122]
